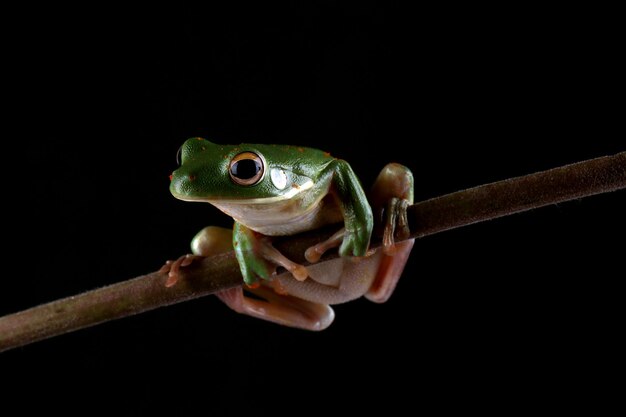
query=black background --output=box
[2,3,624,415]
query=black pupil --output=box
[231,158,261,179]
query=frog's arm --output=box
[328,159,373,258]
[233,222,308,286]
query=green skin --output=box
[170,138,373,286]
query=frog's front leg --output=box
[233,222,308,286]
[304,159,374,263]
[192,225,334,331]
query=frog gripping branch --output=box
[164,138,414,330]
[2,150,622,352]
[325,158,374,258]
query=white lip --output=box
[171,179,314,204]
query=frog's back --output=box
[251,143,336,178]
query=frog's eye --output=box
[229,151,264,185]
[176,146,183,165]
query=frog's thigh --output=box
[216,285,335,331]
[275,256,379,304]
[370,162,414,207]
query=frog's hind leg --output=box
[216,285,335,331]
[191,226,334,330]
[365,239,414,303]
[365,163,415,303]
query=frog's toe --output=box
[256,241,309,282]
[382,198,411,254]
[305,228,345,263]
[162,254,204,287]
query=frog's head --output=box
[169,138,320,204]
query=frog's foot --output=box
[365,197,413,302]
[160,254,204,287]
[365,239,414,303]
[382,197,411,255]
[304,228,346,263]
[364,162,415,303]
[216,285,335,331]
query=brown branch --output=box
[1,152,624,353]
[407,151,626,237]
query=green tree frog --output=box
[163,138,414,330]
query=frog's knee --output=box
[191,226,233,256]
[371,163,414,204]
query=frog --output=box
[162,137,414,331]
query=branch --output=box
[1,152,624,352]
[407,151,626,237]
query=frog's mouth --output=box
[170,179,315,205]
